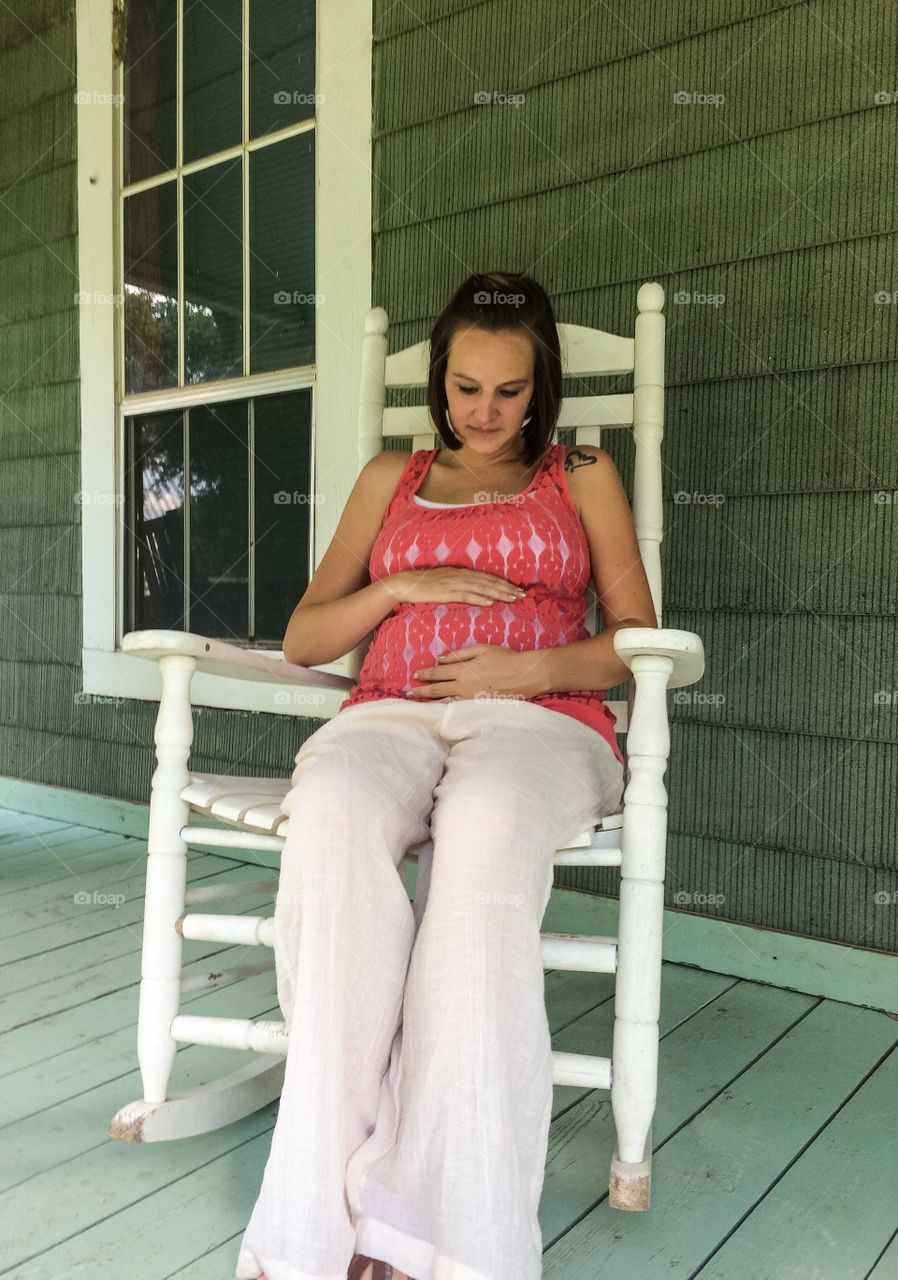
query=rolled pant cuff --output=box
[354,1216,491,1280]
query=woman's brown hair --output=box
[426,272,562,468]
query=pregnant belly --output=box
[353,600,581,699]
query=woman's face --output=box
[444,326,535,461]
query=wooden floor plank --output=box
[542,1000,898,1278]
[695,1044,898,1279]
[0,890,276,1033]
[542,978,812,1243]
[0,835,146,908]
[0,853,255,968]
[866,1230,898,1278]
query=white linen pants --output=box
[235,696,624,1280]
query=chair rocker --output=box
[109,280,705,1213]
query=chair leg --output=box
[111,655,195,1133]
[609,1122,652,1211]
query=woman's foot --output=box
[348,1256,411,1280]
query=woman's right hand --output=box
[383,568,527,607]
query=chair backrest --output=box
[348,282,667,735]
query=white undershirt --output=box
[412,494,471,508]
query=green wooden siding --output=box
[0,0,895,949]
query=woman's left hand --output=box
[407,644,538,701]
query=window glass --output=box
[184,158,244,382]
[183,0,243,164]
[123,181,179,393]
[249,132,315,372]
[124,0,177,184]
[249,0,316,139]
[253,390,313,644]
[126,411,185,631]
[188,401,250,638]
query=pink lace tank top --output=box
[338,442,624,766]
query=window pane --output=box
[188,401,249,638]
[124,0,177,184]
[184,159,243,383]
[183,0,242,165]
[124,180,179,394]
[249,133,315,373]
[252,390,312,645]
[249,0,316,140]
[126,411,185,632]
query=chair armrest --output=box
[122,630,354,691]
[612,627,704,689]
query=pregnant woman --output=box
[236,271,657,1280]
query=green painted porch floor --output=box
[1,806,897,1280]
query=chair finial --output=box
[366,307,389,335]
[636,282,664,313]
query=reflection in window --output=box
[125,392,313,645]
[126,412,185,630]
[123,182,179,393]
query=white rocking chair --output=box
[109,281,705,1213]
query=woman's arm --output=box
[282,453,403,667]
[283,580,398,668]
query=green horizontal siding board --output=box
[0,164,77,259]
[0,14,73,120]
[378,226,898,381]
[0,596,81,663]
[0,236,80,325]
[665,610,898,743]
[375,75,897,241]
[660,363,898,497]
[0,91,77,186]
[374,0,814,128]
[0,309,78,388]
[557,832,898,949]
[0,380,81,461]
[663,490,898,614]
[0,526,80,595]
[0,0,72,51]
[0,451,82,526]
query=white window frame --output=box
[75,0,372,713]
